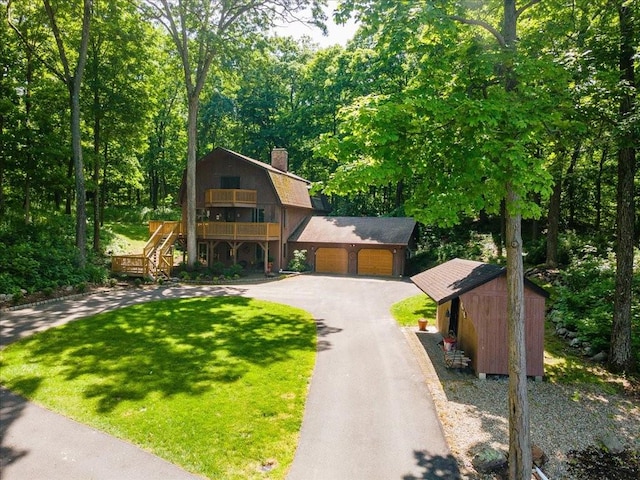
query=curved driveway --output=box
[1,275,460,479]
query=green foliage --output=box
[287,249,309,272]
[0,214,108,294]
[552,246,640,362]
[407,224,499,275]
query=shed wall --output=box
[460,276,545,377]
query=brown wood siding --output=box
[460,276,545,377]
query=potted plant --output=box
[418,318,428,331]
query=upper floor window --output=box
[221,176,240,189]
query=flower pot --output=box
[418,318,428,331]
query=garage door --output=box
[316,248,348,274]
[358,249,393,276]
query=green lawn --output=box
[103,221,150,254]
[391,293,437,327]
[0,296,316,479]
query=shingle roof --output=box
[267,171,312,209]
[410,258,548,304]
[288,216,416,245]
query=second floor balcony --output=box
[196,221,280,241]
[205,189,257,208]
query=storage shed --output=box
[410,258,548,379]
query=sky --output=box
[271,2,359,48]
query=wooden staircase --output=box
[111,221,180,279]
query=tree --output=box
[8,0,93,267]
[85,0,154,250]
[610,1,637,373]
[142,0,325,268]
[318,1,562,478]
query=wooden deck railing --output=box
[112,255,149,276]
[148,220,181,236]
[195,221,279,240]
[113,221,180,278]
[204,189,257,207]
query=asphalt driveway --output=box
[0,275,460,479]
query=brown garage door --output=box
[316,248,348,274]
[358,249,393,276]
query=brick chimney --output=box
[271,148,288,172]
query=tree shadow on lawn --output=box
[6,296,316,413]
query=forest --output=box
[1,0,638,371]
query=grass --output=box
[103,221,150,255]
[390,293,437,327]
[0,296,316,479]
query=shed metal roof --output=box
[289,216,416,245]
[410,258,548,304]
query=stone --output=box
[590,351,608,363]
[556,327,568,337]
[570,337,582,347]
[549,310,562,324]
[599,433,625,454]
[566,331,578,339]
[471,446,508,474]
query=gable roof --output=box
[410,258,548,304]
[179,147,314,209]
[289,216,416,245]
[216,148,313,209]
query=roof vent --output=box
[271,148,288,172]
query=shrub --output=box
[287,250,309,272]
[552,246,639,364]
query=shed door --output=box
[316,248,348,274]
[358,249,393,276]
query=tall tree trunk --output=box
[92,67,101,253]
[70,81,87,267]
[43,0,92,268]
[66,155,73,215]
[100,143,108,227]
[24,49,34,225]
[610,2,636,374]
[546,176,562,268]
[186,94,198,268]
[594,146,608,232]
[504,2,531,478]
[506,183,532,480]
[93,114,100,252]
[564,143,580,229]
[0,112,4,216]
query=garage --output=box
[358,249,393,276]
[316,248,348,274]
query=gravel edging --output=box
[403,327,640,479]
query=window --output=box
[252,208,265,223]
[221,176,240,189]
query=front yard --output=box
[0,296,316,479]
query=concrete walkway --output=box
[1,275,460,479]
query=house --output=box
[410,258,548,379]
[112,147,417,277]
